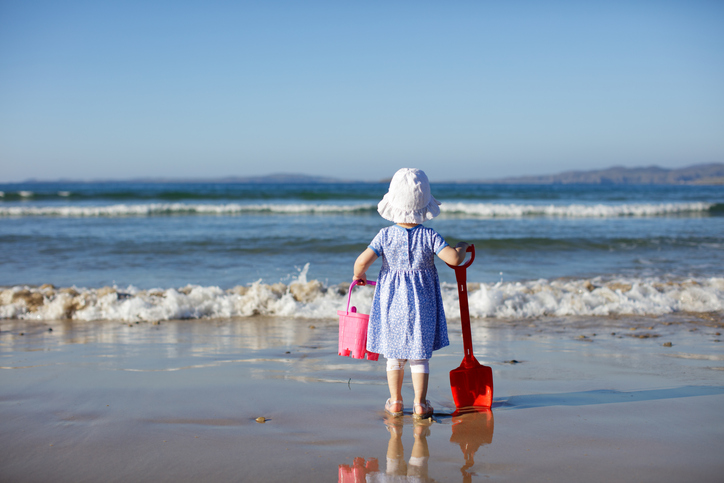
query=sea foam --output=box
[0,203,375,217]
[0,201,713,218]
[2,274,722,322]
[439,202,714,218]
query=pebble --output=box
[663,342,673,347]
[308,325,316,329]
[255,417,267,423]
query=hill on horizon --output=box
[477,163,724,185]
[11,163,724,185]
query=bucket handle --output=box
[345,280,376,312]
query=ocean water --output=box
[1,182,722,321]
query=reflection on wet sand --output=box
[450,410,495,482]
[338,457,379,482]
[340,410,494,483]
[0,316,329,353]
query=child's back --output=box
[366,224,449,360]
[352,168,469,419]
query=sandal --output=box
[413,400,434,420]
[385,398,404,417]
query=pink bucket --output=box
[338,457,379,483]
[337,280,379,361]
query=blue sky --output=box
[1,0,722,182]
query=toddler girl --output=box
[354,168,469,419]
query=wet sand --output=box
[1,314,723,482]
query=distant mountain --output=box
[211,173,347,184]
[19,173,352,184]
[483,163,724,185]
[15,163,724,185]
[124,173,351,184]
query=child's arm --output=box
[438,242,470,266]
[353,248,378,285]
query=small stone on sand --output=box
[663,342,673,347]
[256,417,267,423]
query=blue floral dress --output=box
[366,225,450,360]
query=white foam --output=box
[454,277,724,318]
[0,202,375,217]
[440,202,713,218]
[2,275,722,322]
[0,201,713,218]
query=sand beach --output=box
[3,2,724,480]
[1,313,722,482]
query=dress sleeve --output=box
[368,229,384,258]
[431,229,449,255]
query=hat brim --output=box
[377,195,441,224]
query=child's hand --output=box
[353,273,368,286]
[455,242,470,251]
[440,241,471,266]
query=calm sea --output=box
[1,181,722,321]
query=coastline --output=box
[1,314,723,482]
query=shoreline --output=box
[1,314,723,482]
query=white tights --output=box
[386,358,429,374]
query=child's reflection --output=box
[338,418,435,483]
[339,410,494,483]
[374,418,433,482]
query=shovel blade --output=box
[450,361,494,410]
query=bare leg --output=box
[411,372,429,414]
[387,368,404,413]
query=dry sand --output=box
[1,314,723,482]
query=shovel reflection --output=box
[449,410,495,482]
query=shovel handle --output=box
[447,245,476,361]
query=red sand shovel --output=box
[446,245,494,410]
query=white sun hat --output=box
[377,168,441,223]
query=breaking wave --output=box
[0,203,376,217]
[2,272,722,322]
[0,202,715,218]
[440,202,715,218]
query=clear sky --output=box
[1,0,722,182]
